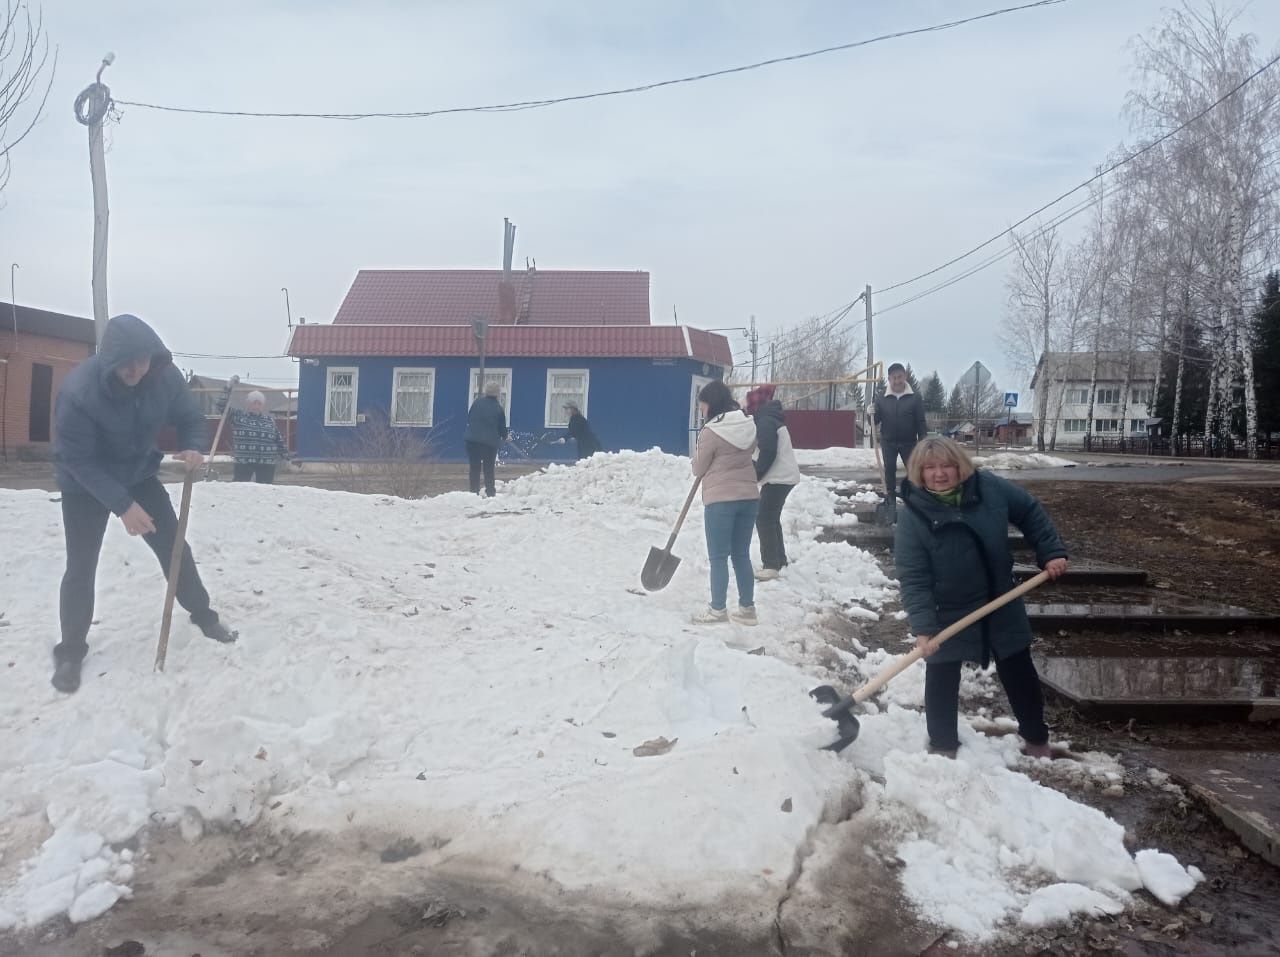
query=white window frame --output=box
[1063,419,1087,433]
[468,368,513,420]
[1096,388,1121,405]
[1095,418,1120,433]
[390,366,436,427]
[1130,418,1148,434]
[689,375,715,456]
[1131,388,1152,405]
[544,369,590,428]
[1066,389,1089,405]
[324,366,359,427]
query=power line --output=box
[115,1,1067,121]
[875,50,1280,298]
[875,84,1280,316]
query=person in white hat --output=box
[218,389,289,483]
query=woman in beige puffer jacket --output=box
[690,379,759,625]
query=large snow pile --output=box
[793,447,880,469]
[794,448,1076,472]
[0,450,1198,942]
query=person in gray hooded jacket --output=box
[50,314,237,693]
[690,380,759,625]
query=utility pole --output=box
[865,284,874,448]
[769,343,776,381]
[74,53,115,351]
[282,287,292,329]
[749,315,759,383]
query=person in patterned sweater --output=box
[218,389,289,483]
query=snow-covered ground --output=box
[795,446,1076,472]
[0,451,1198,944]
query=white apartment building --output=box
[1028,351,1160,447]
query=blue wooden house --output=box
[287,268,733,462]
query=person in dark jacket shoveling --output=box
[51,314,238,693]
[894,436,1068,759]
[463,381,508,496]
[557,400,602,460]
[745,385,801,581]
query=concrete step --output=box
[1036,651,1280,723]
[1130,747,1280,866]
[1013,562,1149,587]
[1028,600,1280,634]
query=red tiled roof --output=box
[287,323,733,367]
[332,269,651,326]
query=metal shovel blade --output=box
[873,499,896,526]
[641,546,681,591]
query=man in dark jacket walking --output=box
[463,380,507,496]
[51,314,237,693]
[871,362,928,520]
[560,400,601,460]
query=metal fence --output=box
[1084,434,1280,459]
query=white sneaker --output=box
[730,605,758,626]
[754,568,780,582]
[691,606,729,624]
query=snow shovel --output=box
[870,420,896,526]
[154,377,237,672]
[641,478,701,591]
[811,570,1051,752]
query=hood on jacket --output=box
[703,409,757,449]
[98,314,174,390]
[753,398,785,422]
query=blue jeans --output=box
[703,499,759,611]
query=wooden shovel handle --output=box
[665,478,702,549]
[203,376,240,478]
[154,472,195,672]
[851,570,1051,704]
[156,376,239,670]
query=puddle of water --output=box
[1038,654,1280,702]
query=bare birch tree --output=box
[1001,223,1063,450]
[1127,1,1280,456]
[0,1,55,196]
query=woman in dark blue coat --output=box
[894,437,1068,758]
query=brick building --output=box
[0,305,95,459]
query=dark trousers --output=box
[756,483,794,570]
[55,477,217,665]
[881,440,916,514]
[466,441,498,496]
[233,463,276,484]
[923,647,1049,751]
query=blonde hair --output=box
[906,436,976,487]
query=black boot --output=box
[195,617,238,643]
[52,659,82,694]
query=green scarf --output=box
[928,486,963,507]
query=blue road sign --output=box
[1004,392,1018,408]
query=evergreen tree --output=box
[921,372,947,413]
[1253,271,1280,440]
[1153,318,1210,444]
[946,383,967,420]
[904,364,923,395]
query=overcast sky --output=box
[2,0,1278,402]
